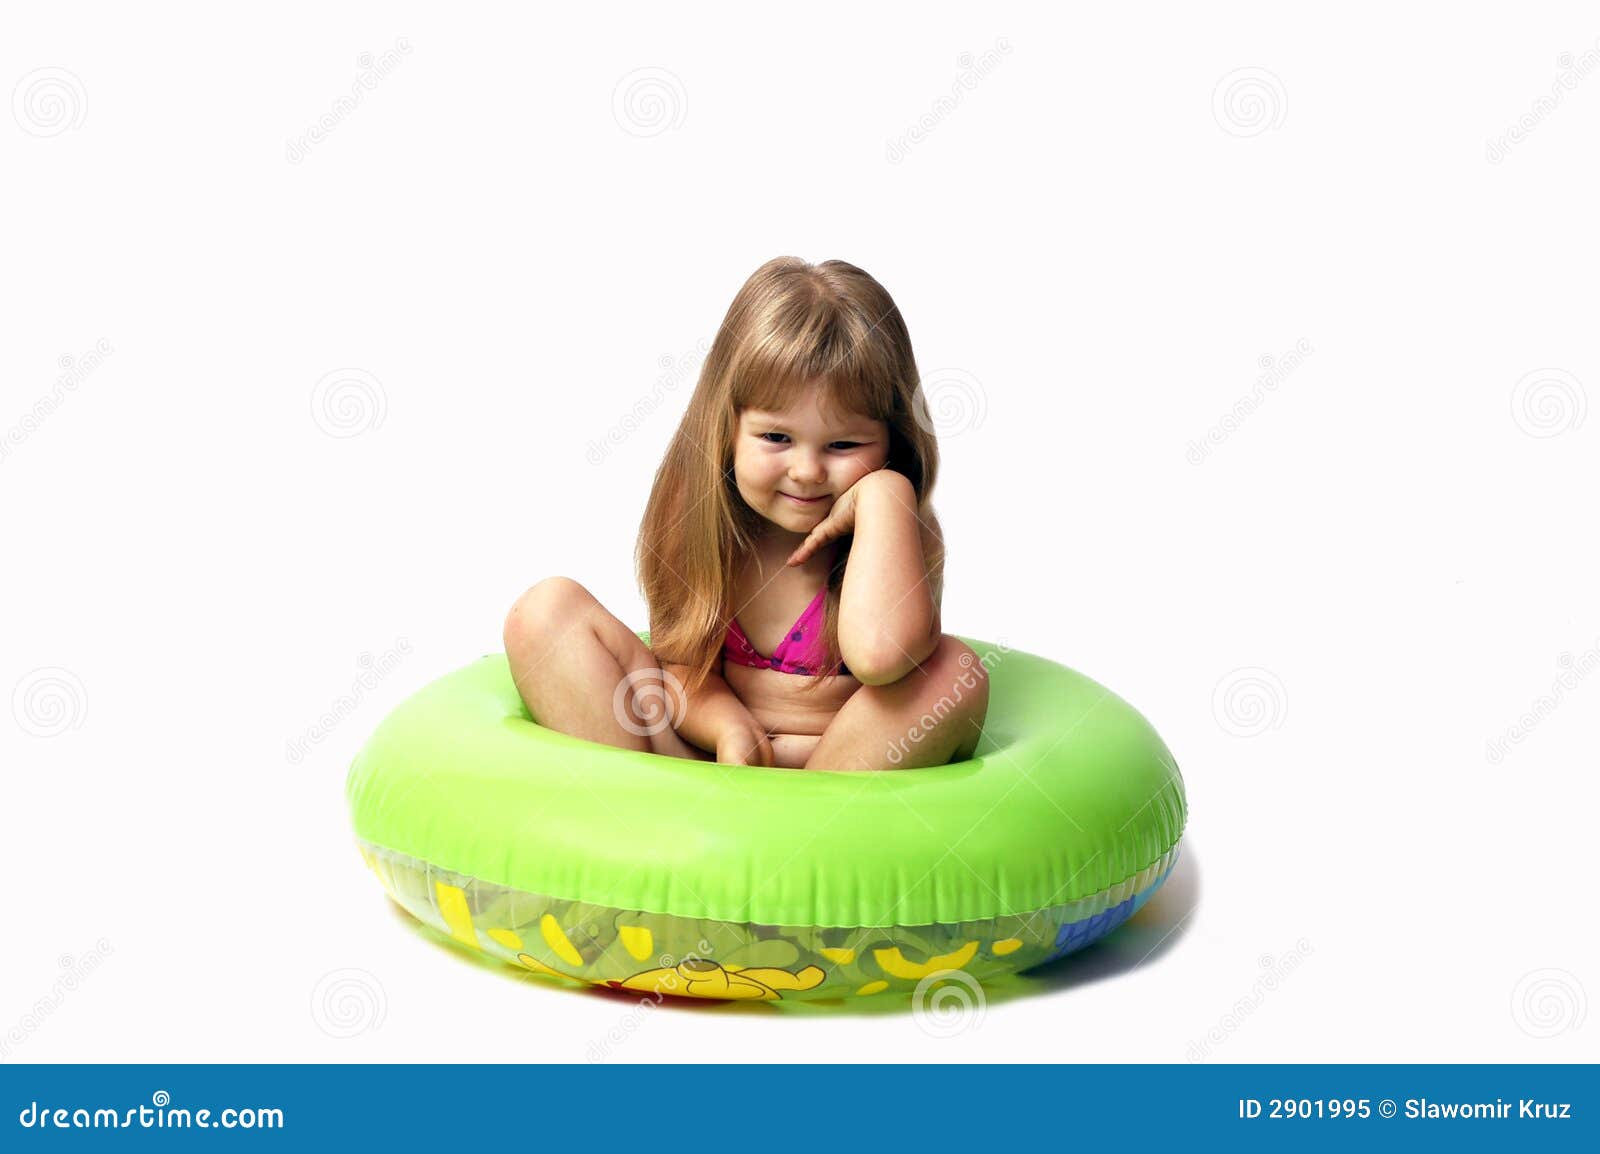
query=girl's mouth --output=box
[782,493,826,504]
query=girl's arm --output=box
[659,661,766,756]
[837,470,943,685]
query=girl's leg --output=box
[803,635,991,771]
[502,576,710,761]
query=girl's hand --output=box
[715,718,775,767]
[786,468,905,567]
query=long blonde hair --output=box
[636,256,943,699]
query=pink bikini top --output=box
[723,588,851,678]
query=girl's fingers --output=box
[790,511,848,564]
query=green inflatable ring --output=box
[345,634,1187,1003]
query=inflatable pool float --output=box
[345,634,1186,1003]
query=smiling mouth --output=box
[781,493,827,503]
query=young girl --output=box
[503,256,989,770]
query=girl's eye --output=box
[758,432,862,451]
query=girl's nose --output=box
[788,449,826,483]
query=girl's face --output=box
[732,382,890,540]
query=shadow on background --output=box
[385,838,1201,1019]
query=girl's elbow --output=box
[847,659,907,687]
[844,628,939,686]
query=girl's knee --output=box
[504,576,594,649]
[918,636,990,727]
[910,638,989,764]
[950,637,991,702]
[926,635,988,690]
[867,635,986,716]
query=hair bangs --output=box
[729,301,898,426]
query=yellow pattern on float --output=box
[434,882,479,949]
[540,914,585,967]
[872,940,979,980]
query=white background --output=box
[3,3,1596,1063]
